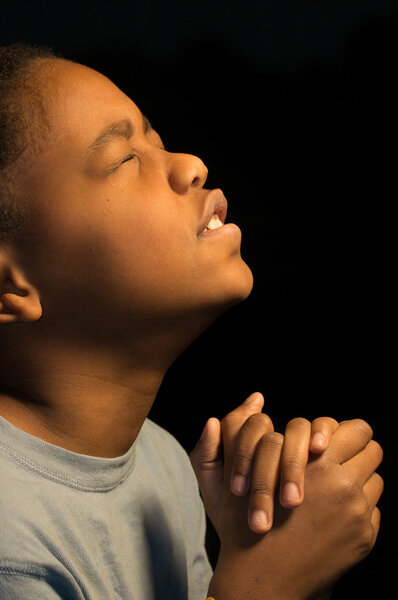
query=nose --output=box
[167,153,208,195]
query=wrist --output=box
[208,564,299,600]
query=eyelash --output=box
[109,154,136,173]
[121,144,166,165]
[111,145,166,173]
[120,153,136,165]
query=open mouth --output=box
[197,189,228,237]
[201,213,224,232]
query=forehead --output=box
[42,60,142,149]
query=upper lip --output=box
[197,188,228,236]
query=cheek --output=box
[86,202,196,297]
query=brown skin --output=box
[0,58,253,457]
[192,392,343,534]
[191,398,383,600]
[0,59,330,467]
[0,59,383,599]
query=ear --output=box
[0,254,42,325]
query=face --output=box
[17,59,253,343]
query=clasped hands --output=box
[191,392,382,536]
[190,392,383,600]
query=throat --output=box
[0,381,154,458]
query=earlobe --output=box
[0,292,42,324]
[0,293,26,324]
[0,269,42,325]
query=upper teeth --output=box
[206,214,223,230]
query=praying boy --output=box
[0,43,383,599]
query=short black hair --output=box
[0,42,63,242]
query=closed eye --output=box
[109,153,136,173]
[120,153,136,165]
[111,145,166,173]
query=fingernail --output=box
[231,475,248,496]
[282,482,300,505]
[250,509,269,531]
[311,432,326,449]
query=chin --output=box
[206,259,254,314]
[168,263,254,355]
[226,262,254,305]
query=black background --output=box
[1,1,396,597]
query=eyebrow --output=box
[87,114,152,153]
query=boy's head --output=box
[0,42,57,243]
[0,43,253,364]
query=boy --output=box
[0,42,383,599]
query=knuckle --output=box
[335,473,359,501]
[368,472,384,501]
[234,448,252,462]
[350,419,373,441]
[356,526,375,558]
[221,410,273,435]
[221,412,238,428]
[258,431,284,452]
[251,478,274,497]
[221,413,245,435]
[244,412,273,431]
[306,459,329,484]
[368,439,383,463]
[220,414,234,433]
[372,506,382,529]
[374,472,384,494]
[349,496,370,521]
[282,454,306,472]
[286,417,311,432]
[233,452,253,475]
[313,416,339,430]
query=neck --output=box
[0,336,178,458]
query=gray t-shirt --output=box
[0,415,212,599]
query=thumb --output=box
[190,417,223,524]
[221,392,265,477]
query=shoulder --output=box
[137,419,209,556]
[138,418,188,460]
[138,418,201,498]
[140,418,185,451]
[0,439,36,504]
[0,457,53,567]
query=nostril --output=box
[191,176,202,188]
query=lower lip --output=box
[197,223,241,239]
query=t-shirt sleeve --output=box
[0,568,85,599]
[190,493,213,599]
[0,575,64,598]
[143,419,213,598]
